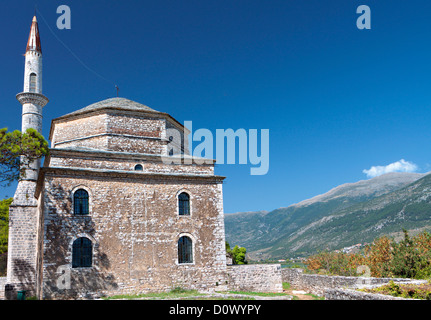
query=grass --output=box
[282,282,291,290]
[282,282,325,300]
[103,287,270,300]
[222,290,291,297]
[181,296,256,300]
[304,293,325,300]
[102,287,206,300]
[103,286,292,300]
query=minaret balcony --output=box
[16,92,49,107]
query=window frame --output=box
[73,188,90,216]
[29,73,37,92]
[177,235,194,265]
[177,191,191,216]
[71,237,93,268]
[71,186,92,216]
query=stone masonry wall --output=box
[6,182,40,298]
[51,113,107,148]
[226,264,283,293]
[49,154,214,175]
[40,170,227,299]
[0,277,6,299]
[107,114,163,139]
[324,288,419,300]
[282,268,426,296]
[165,118,188,155]
[51,111,177,155]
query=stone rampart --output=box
[324,288,418,300]
[282,268,426,299]
[0,277,6,299]
[227,264,283,293]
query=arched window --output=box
[72,237,93,268]
[29,73,37,92]
[178,192,190,216]
[178,236,193,264]
[73,189,89,215]
[134,164,143,171]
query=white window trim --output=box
[68,234,97,270]
[176,233,195,265]
[71,185,92,216]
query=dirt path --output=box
[283,289,317,300]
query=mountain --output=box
[224,172,431,260]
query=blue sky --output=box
[2,0,431,213]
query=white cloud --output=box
[363,159,418,178]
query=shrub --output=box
[305,230,431,279]
[305,250,366,276]
[0,198,13,255]
[226,241,248,265]
[0,251,7,276]
[361,280,431,300]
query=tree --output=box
[225,241,248,265]
[389,229,431,279]
[364,235,393,277]
[232,245,247,265]
[0,197,12,255]
[0,128,49,186]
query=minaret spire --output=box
[26,16,42,54]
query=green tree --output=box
[389,229,431,279]
[0,197,13,254]
[226,241,248,265]
[226,241,233,263]
[390,229,419,278]
[225,241,231,253]
[232,245,248,265]
[0,128,49,186]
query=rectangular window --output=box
[29,73,37,92]
[178,193,190,216]
[178,236,193,264]
[72,237,93,268]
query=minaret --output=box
[6,16,48,299]
[16,15,49,185]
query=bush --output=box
[305,230,431,279]
[226,241,248,265]
[170,287,188,294]
[0,198,13,255]
[232,245,247,265]
[0,251,6,276]
[305,250,365,276]
[361,280,431,300]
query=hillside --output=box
[224,172,431,260]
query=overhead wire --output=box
[35,7,119,94]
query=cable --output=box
[35,7,119,92]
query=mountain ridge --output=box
[224,171,431,260]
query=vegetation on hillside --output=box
[305,229,431,279]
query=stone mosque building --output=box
[4,16,281,300]
[6,15,228,299]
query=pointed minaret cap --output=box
[26,15,42,53]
